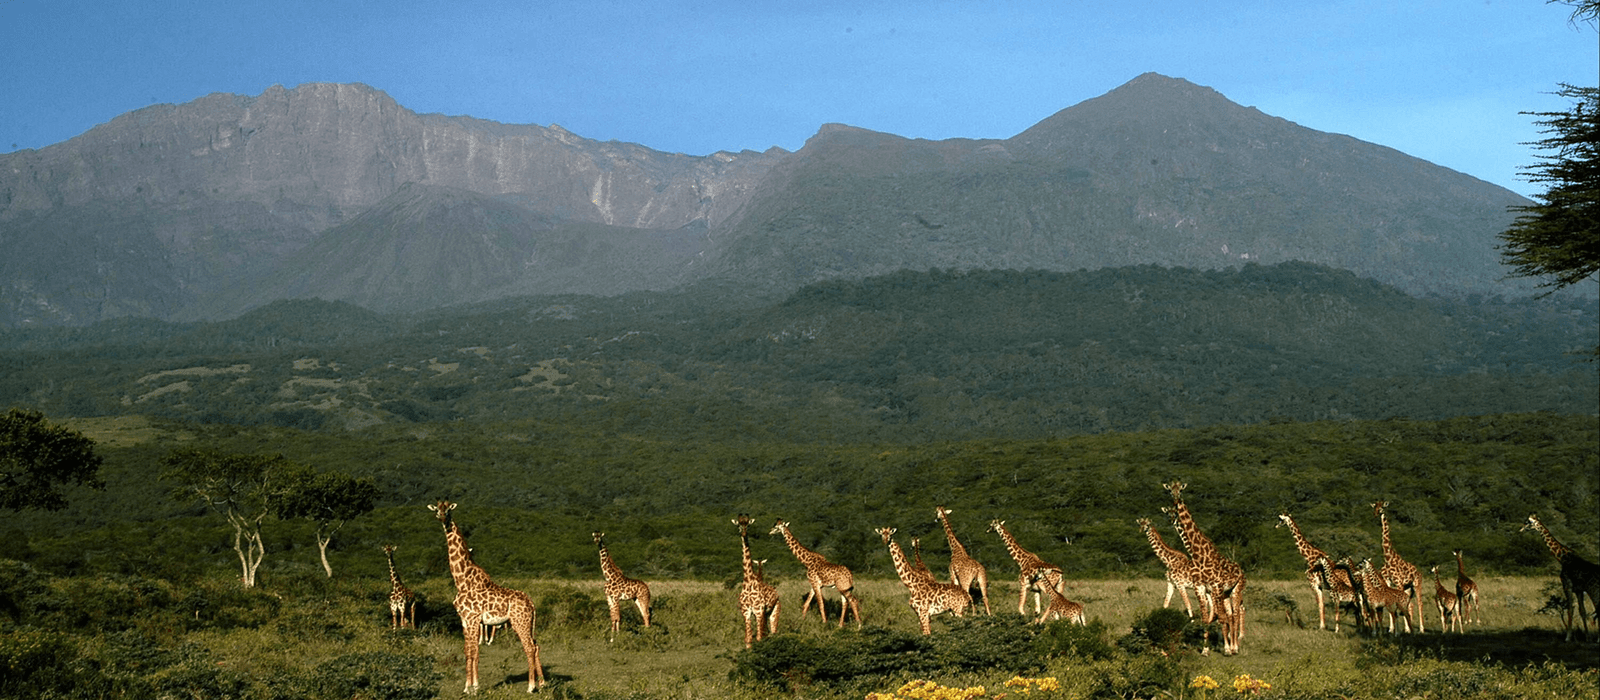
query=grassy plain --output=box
[179,573,1598,699]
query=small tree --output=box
[0,408,104,511]
[160,448,300,588]
[271,468,379,577]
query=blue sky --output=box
[1,1,1594,197]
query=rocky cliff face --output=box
[0,83,785,324]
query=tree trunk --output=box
[317,533,334,578]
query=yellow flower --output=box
[1190,675,1220,690]
[1231,674,1271,694]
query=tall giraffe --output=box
[734,515,780,648]
[875,527,970,634]
[935,506,991,615]
[427,501,544,693]
[593,532,652,642]
[770,519,862,628]
[1318,556,1366,633]
[1162,482,1245,655]
[1522,514,1600,642]
[986,519,1064,616]
[1371,501,1425,633]
[1275,513,1346,631]
[1430,565,1461,633]
[382,544,416,629]
[1452,549,1480,626]
[1136,517,1197,618]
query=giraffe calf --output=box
[1036,588,1087,625]
[1430,565,1461,633]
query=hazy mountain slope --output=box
[185,183,709,316]
[0,83,782,325]
[707,74,1531,297]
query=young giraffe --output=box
[935,506,992,615]
[427,501,544,694]
[1453,549,1480,626]
[1162,481,1245,655]
[733,515,780,648]
[1371,501,1425,633]
[593,532,652,642]
[1034,583,1087,625]
[770,519,862,628]
[875,527,971,634]
[1521,514,1600,642]
[1356,558,1413,634]
[1430,565,1461,633]
[1136,517,1197,618]
[987,519,1065,616]
[1276,512,1344,631]
[382,544,416,629]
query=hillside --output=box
[0,75,1543,326]
[1,264,1593,441]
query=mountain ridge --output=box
[0,74,1543,326]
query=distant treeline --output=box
[6,412,1595,588]
[0,263,1594,443]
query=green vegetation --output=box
[0,265,1595,442]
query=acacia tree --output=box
[270,468,379,578]
[0,408,104,511]
[1501,83,1600,294]
[160,449,301,588]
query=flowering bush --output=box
[1003,676,1062,694]
[1231,673,1271,695]
[866,679,989,700]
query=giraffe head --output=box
[1521,514,1541,532]
[1276,512,1297,530]
[769,519,791,537]
[987,519,1006,535]
[874,526,897,544]
[733,513,752,535]
[1162,481,1187,500]
[935,506,951,522]
[382,544,398,556]
[593,531,606,547]
[427,500,457,530]
[1371,501,1389,517]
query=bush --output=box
[0,628,79,698]
[298,651,443,700]
[1033,617,1117,661]
[1117,607,1212,656]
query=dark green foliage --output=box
[1032,617,1117,661]
[0,408,104,511]
[297,651,443,700]
[1117,607,1213,656]
[1502,84,1600,296]
[730,628,931,690]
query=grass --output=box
[170,573,1596,699]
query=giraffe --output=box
[1276,512,1345,631]
[427,501,544,693]
[1137,517,1197,618]
[382,544,416,629]
[734,515,780,648]
[935,506,992,615]
[593,532,652,642]
[1453,549,1480,626]
[1522,513,1600,642]
[1430,565,1461,633]
[1162,481,1245,655]
[875,527,971,634]
[1319,556,1367,633]
[770,519,862,628]
[1371,501,1425,633]
[1034,585,1087,626]
[987,519,1065,616]
[910,537,936,583]
[1356,558,1413,634]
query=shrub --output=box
[1117,607,1211,656]
[1033,617,1117,661]
[0,628,79,697]
[298,651,443,700]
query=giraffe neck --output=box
[444,525,485,589]
[598,544,624,581]
[740,528,759,583]
[1141,522,1184,565]
[1170,501,1217,564]
[1534,522,1574,561]
[1284,517,1327,564]
[938,512,970,558]
[997,526,1034,565]
[385,551,403,589]
[1379,512,1398,557]
[779,528,821,568]
[885,539,917,586]
[1456,551,1468,577]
